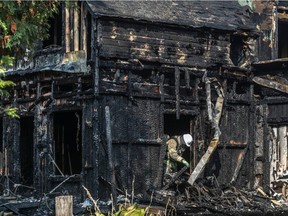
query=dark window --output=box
[42,5,63,48]
[278,21,288,58]
[54,111,82,175]
[20,117,34,185]
[230,35,245,66]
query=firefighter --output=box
[164,134,192,182]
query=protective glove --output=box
[182,160,190,168]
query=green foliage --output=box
[0,0,61,118]
[114,204,148,216]
[0,55,14,72]
[2,107,19,118]
[0,0,61,59]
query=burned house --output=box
[1,0,288,213]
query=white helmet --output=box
[183,134,193,147]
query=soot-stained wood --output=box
[2,2,288,211]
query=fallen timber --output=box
[0,176,288,215]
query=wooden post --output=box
[65,7,70,53]
[81,3,87,51]
[55,195,73,216]
[105,106,116,206]
[74,7,79,51]
[175,66,180,120]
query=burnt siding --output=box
[100,96,160,142]
[130,144,160,193]
[99,19,232,68]
[98,96,161,195]
[127,99,160,141]
[102,96,129,142]
[220,105,250,145]
[268,103,288,123]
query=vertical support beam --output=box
[175,66,180,120]
[152,73,165,189]
[34,77,42,192]
[34,105,41,193]
[3,118,10,194]
[92,100,100,197]
[81,3,87,51]
[105,106,116,205]
[279,126,287,172]
[69,8,74,51]
[74,6,79,51]
[93,18,100,96]
[185,69,190,89]
[262,104,270,188]
[61,3,65,48]
[195,77,200,103]
[65,7,70,53]
[10,119,21,182]
[13,118,20,184]
[248,94,256,190]
[160,74,164,103]
[271,5,278,60]
[82,101,97,197]
[205,79,213,122]
[127,97,133,190]
[270,127,278,185]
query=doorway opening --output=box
[20,116,34,185]
[53,111,82,175]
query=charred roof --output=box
[86,0,255,31]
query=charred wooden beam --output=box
[74,7,80,51]
[162,166,188,190]
[188,78,224,186]
[160,74,164,103]
[65,7,70,52]
[185,69,191,89]
[105,106,116,203]
[94,18,100,96]
[230,147,248,184]
[175,66,180,120]
[253,76,288,94]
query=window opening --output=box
[20,116,34,185]
[54,111,82,175]
[235,82,248,95]
[42,5,63,48]
[230,35,245,66]
[278,21,288,58]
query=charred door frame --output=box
[45,106,84,193]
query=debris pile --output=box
[152,177,288,215]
